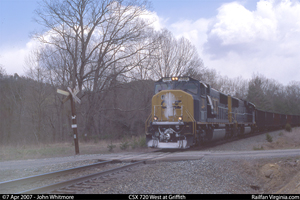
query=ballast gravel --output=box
[85,157,259,194]
[84,130,287,194]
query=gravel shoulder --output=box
[85,128,300,194]
[1,128,300,194]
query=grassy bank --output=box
[0,136,147,161]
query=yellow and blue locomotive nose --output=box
[151,90,194,123]
[146,90,196,149]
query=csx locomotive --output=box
[145,76,300,149]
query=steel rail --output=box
[19,161,144,194]
[0,160,113,192]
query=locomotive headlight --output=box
[178,116,183,121]
[172,77,178,81]
[165,133,170,140]
[154,116,158,121]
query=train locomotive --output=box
[145,76,300,149]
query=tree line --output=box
[0,0,299,145]
[1,66,300,145]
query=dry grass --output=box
[5,127,299,162]
[0,136,148,161]
[262,127,300,150]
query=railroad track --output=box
[0,151,172,194]
[0,160,113,193]
[21,160,143,194]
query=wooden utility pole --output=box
[70,96,79,154]
[57,87,81,155]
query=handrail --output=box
[185,109,196,135]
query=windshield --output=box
[154,83,171,93]
[154,81,198,95]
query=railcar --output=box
[145,76,256,149]
[254,110,300,131]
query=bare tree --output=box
[150,29,203,80]
[126,30,159,80]
[217,76,249,99]
[0,65,5,78]
[284,81,300,114]
[34,0,153,91]
[186,67,219,89]
[33,0,154,142]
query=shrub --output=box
[266,133,273,142]
[279,132,283,136]
[138,137,147,148]
[285,123,292,132]
[120,141,129,150]
[92,136,99,144]
[107,142,116,152]
[130,139,139,149]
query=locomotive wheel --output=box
[195,133,203,146]
[232,127,239,137]
[205,126,213,141]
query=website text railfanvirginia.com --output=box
[252,195,300,200]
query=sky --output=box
[0,0,300,85]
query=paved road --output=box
[155,149,300,161]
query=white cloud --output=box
[170,18,210,46]
[0,39,40,76]
[210,1,277,45]
[0,47,27,76]
[167,18,211,65]
[143,10,168,31]
[166,0,300,85]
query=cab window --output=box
[154,81,199,95]
[200,83,207,96]
[175,82,198,95]
[154,83,169,94]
